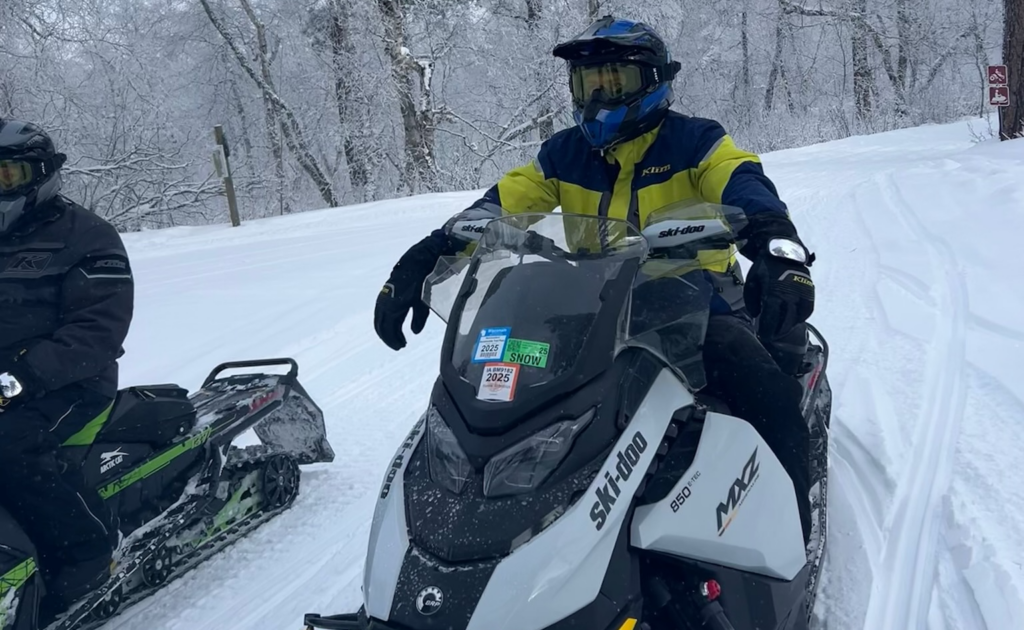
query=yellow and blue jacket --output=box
[440,111,801,313]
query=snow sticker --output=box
[477,363,519,402]
[502,338,550,368]
[472,327,511,363]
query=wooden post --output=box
[213,125,241,227]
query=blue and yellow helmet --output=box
[553,16,681,151]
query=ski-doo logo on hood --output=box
[589,431,648,531]
[715,447,760,536]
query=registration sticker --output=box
[502,339,550,368]
[477,363,519,402]
[472,327,511,363]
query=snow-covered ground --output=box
[98,117,1023,630]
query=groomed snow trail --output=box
[97,119,1023,630]
[859,175,970,630]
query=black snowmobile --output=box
[0,358,335,630]
[304,201,831,630]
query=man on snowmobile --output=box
[0,119,134,620]
[372,16,816,544]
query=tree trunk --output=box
[227,76,254,158]
[526,0,554,141]
[765,8,791,113]
[896,0,911,97]
[851,0,874,120]
[244,3,290,214]
[969,15,991,118]
[739,4,751,120]
[328,0,370,195]
[1002,0,1024,139]
[376,0,435,192]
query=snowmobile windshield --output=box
[427,212,645,402]
[628,199,749,390]
[424,201,747,396]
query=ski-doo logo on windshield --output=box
[715,447,760,536]
[589,431,648,531]
[460,224,485,233]
[380,420,423,500]
[658,225,705,239]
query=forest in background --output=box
[0,0,1008,230]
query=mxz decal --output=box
[589,431,648,531]
[715,447,760,535]
[380,419,423,499]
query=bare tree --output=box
[316,0,372,196]
[375,0,443,193]
[526,0,555,141]
[199,0,337,208]
[0,0,1009,229]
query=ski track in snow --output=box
[860,174,971,630]
[82,119,1024,630]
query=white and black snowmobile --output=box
[304,201,831,630]
[0,358,335,630]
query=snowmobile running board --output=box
[303,612,367,629]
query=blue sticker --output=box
[472,327,511,363]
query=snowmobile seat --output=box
[94,385,199,447]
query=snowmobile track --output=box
[860,174,970,630]
[830,420,890,562]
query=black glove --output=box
[374,232,448,351]
[744,250,815,341]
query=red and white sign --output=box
[990,86,1009,107]
[988,65,1008,86]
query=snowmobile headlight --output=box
[426,412,472,495]
[483,408,594,498]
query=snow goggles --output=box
[569,62,651,106]
[0,160,35,193]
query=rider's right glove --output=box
[373,231,449,351]
[743,237,815,341]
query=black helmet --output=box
[553,16,681,150]
[0,119,67,235]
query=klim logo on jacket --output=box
[641,164,671,177]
